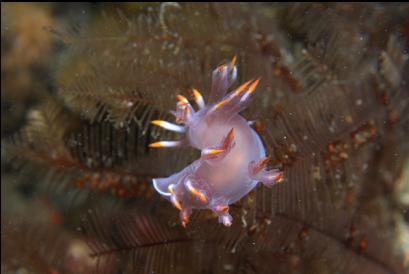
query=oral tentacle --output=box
[151,120,186,133]
[148,140,182,148]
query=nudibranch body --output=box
[150,57,283,227]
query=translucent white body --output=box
[150,58,283,226]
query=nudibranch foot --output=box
[149,57,284,228]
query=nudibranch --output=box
[149,57,283,227]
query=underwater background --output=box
[1,3,409,274]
